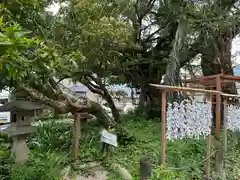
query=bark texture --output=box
[18,84,114,129]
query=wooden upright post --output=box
[161,90,167,164]
[215,75,223,175]
[73,112,80,161]
[205,135,211,180]
[223,99,228,180]
[140,157,152,180]
[223,99,228,153]
[216,75,221,137]
[205,94,212,180]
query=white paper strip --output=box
[226,105,240,132]
[166,100,212,140]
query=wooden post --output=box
[79,112,89,136]
[161,90,167,164]
[140,157,152,180]
[215,75,221,137]
[205,135,211,180]
[215,75,223,175]
[205,94,212,180]
[223,99,227,153]
[223,99,228,180]
[73,112,80,161]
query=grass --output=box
[1,114,240,179]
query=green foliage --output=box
[10,152,65,180]
[50,0,134,84]
[150,165,184,180]
[2,116,240,179]
[0,133,12,180]
[0,16,39,89]
[28,120,73,152]
[134,104,162,120]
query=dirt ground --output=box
[77,171,108,180]
[62,162,108,180]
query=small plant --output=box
[28,120,72,152]
[10,151,66,180]
[151,165,184,180]
[0,132,12,180]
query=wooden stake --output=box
[223,99,228,180]
[214,75,223,174]
[215,75,221,137]
[223,100,227,153]
[161,90,167,164]
[73,112,80,161]
[140,157,152,180]
[205,135,211,180]
[205,94,212,180]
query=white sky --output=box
[46,3,60,14]
[232,36,240,64]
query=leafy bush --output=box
[2,116,240,179]
[150,165,184,180]
[10,152,66,180]
[0,120,73,180]
[28,120,73,152]
[134,104,161,119]
[0,133,12,180]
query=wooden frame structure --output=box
[150,73,240,179]
[73,112,89,161]
[184,74,240,137]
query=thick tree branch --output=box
[18,84,69,113]
[84,82,103,95]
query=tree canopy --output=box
[0,0,240,121]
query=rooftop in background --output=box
[0,89,9,99]
[68,83,135,97]
[69,84,88,92]
[0,100,44,112]
[233,64,240,76]
[184,73,240,88]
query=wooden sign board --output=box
[100,129,118,147]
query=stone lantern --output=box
[1,100,44,164]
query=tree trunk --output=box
[86,101,114,128]
[219,31,237,94]
[84,77,121,123]
[201,48,221,76]
[201,31,237,94]
[201,29,235,176]
[139,87,146,107]
[164,19,188,101]
[103,91,121,122]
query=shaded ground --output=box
[77,171,108,180]
[62,162,108,180]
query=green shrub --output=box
[0,133,12,180]
[134,104,161,119]
[151,165,184,180]
[2,116,240,179]
[28,120,72,152]
[10,152,66,180]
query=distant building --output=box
[0,89,10,124]
[233,64,240,94]
[61,79,138,112]
[0,89,9,104]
